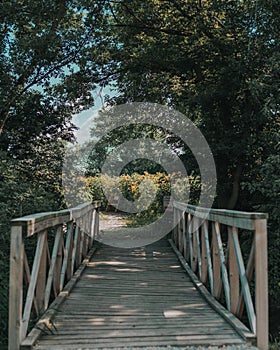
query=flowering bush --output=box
[85,172,201,218]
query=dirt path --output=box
[99,212,129,231]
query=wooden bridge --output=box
[9,201,269,349]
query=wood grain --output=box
[34,239,246,349]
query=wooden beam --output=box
[169,239,255,342]
[231,227,256,334]
[254,219,268,350]
[35,231,48,313]
[213,222,231,311]
[9,225,24,350]
[21,231,46,340]
[44,226,63,310]
[60,222,73,290]
[228,227,240,314]
[173,201,268,230]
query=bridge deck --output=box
[34,239,247,349]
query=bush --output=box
[86,172,201,224]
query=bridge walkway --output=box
[33,239,247,349]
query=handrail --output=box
[171,200,268,350]
[9,201,101,350]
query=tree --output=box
[95,0,280,211]
[0,1,111,345]
[0,0,118,141]
[86,0,280,304]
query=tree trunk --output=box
[227,163,243,210]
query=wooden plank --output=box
[44,226,63,309]
[71,222,80,276]
[21,230,46,339]
[254,219,268,350]
[192,216,198,272]
[32,338,245,350]
[182,213,187,259]
[89,209,95,245]
[200,220,207,283]
[203,221,213,295]
[32,239,250,350]
[9,225,24,350]
[213,222,231,311]
[237,240,255,318]
[188,213,193,268]
[35,230,48,312]
[93,209,99,241]
[83,212,90,254]
[212,222,221,299]
[54,231,64,294]
[35,328,240,339]
[60,221,73,290]
[71,202,94,221]
[228,226,240,314]
[169,239,255,341]
[66,224,74,282]
[173,201,268,230]
[195,217,202,279]
[231,226,256,334]
[79,216,86,261]
[20,246,97,348]
[178,212,183,253]
[11,202,101,238]
[11,211,71,237]
[173,208,178,246]
[23,249,39,316]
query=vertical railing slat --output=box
[228,226,240,314]
[202,221,213,292]
[71,222,80,276]
[195,218,202,279]
[212,222,221,299]
[171,201,268,349]
[9,202,101,349]
[188,214,194,268]
[60,221,73,290]
[182,213,187,259]
[36,232,48,313]
[213,222,231,311]
[44,225,63,309]
[9,225,24,350]
[254,219,268,350]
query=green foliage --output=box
[98,0,280,209]
[1,0,280,346]
[241,131,280,303]
[86,172,201,225]
[0,145,67,347]
[95,0,280,305]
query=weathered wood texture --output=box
[33,239,247,349]
[9,202,100,350]
[172,201,269,350]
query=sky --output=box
[72,85,117,144]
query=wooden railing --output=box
[9,201,100,350]
[171,201,268,350]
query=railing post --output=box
[228,226,239,314]
[91,208,98,244]
[9,225,24,350]
[254,219,268,350]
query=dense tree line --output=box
[0,1,279,347]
